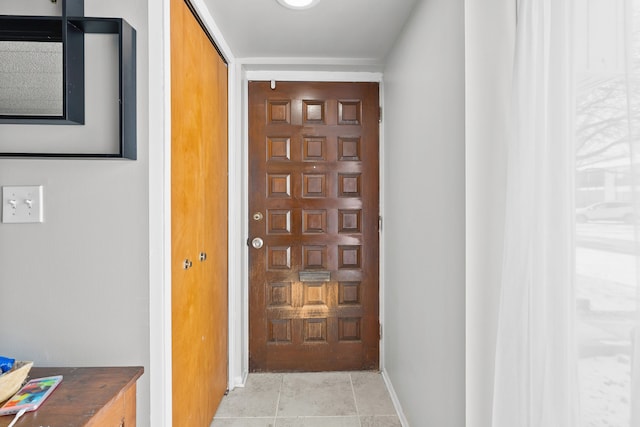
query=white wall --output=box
[382,0,465,425]
[465,1,514,426]
[0,1,151,426]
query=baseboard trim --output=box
[230,371,248,390]
[381,369,410,427]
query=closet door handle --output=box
[199,252,207,262]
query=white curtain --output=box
[492,0,579,426]
[493,0,640,426]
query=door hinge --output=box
[378,215,383,232]
[379,106,382,123]
[379,323,383,340]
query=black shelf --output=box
[0,0,137,159]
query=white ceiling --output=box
[202,0,419,63]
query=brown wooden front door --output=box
[248,81,380,372]
[171,0,228,425]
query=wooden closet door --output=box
[200,19,229,423]
[171,0,228,425]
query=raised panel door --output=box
[248,81,380,372]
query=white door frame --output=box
[234,68,385,386]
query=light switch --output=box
[2,186,44,223]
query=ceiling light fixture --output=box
[276,0,321,10]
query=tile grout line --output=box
[349,373,363,427]
[273,373,284,426]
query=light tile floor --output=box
[211,371,402,427]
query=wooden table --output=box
[0,366,143,427]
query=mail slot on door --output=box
[299,270,331,282]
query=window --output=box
[575,0,640,425]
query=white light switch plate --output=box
[2,185,44,223]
